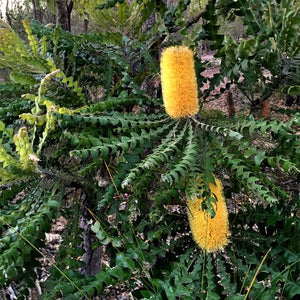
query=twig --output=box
[243,248,271,300]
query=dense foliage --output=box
[0,0,299,299]
[216,0,300,115]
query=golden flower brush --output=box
[160,46,199,118]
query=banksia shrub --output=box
[187,178,230,252]
[160,46,199,118]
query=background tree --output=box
[55,0,73,31]
[31,0,43,23]
[215,0,300,117]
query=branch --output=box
[169,14,202,34]
[67,0,74,14]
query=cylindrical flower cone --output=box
[160,46,199,118]
[187,178,230,252]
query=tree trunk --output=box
[81,192,103,276]
[5,0,12,26]
[226,91,235,117]
[251,98,271,119]
[261,100,271,118]
[32,0,43,23]
[250,99,261,119]
[83,18,89,32]
[56,0,73,31]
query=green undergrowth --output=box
[0,1,299,298]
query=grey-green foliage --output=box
[0,3,299,299]
[41,186,300,299]
[60,104,299,209]
[0,182,62,289]
[0,20,50,74]
[122,121,185,187]
[216,0,300,105]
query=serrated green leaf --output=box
[95,272,111,284]
[95,230,106,241]
[0,121,5,131]
[116,253,135,270]
[47,200,60,208]
[207,291,220,300]
[101,147,109,157]
[226,295,244,300]
[109,265,130,281]
[112,238,122,248]
[254,151,266,166]
[83,285,95,297]
[91,221,100,233]
[101,236,111,245]
[285,282,300,298]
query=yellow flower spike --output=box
[160,46,199,118]
[187,178,230,252]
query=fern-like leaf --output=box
[0,183,62,287]
[70,121,175,160]
[122,122,186,188]
[192,117,242,140]
[161,120,198,185]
